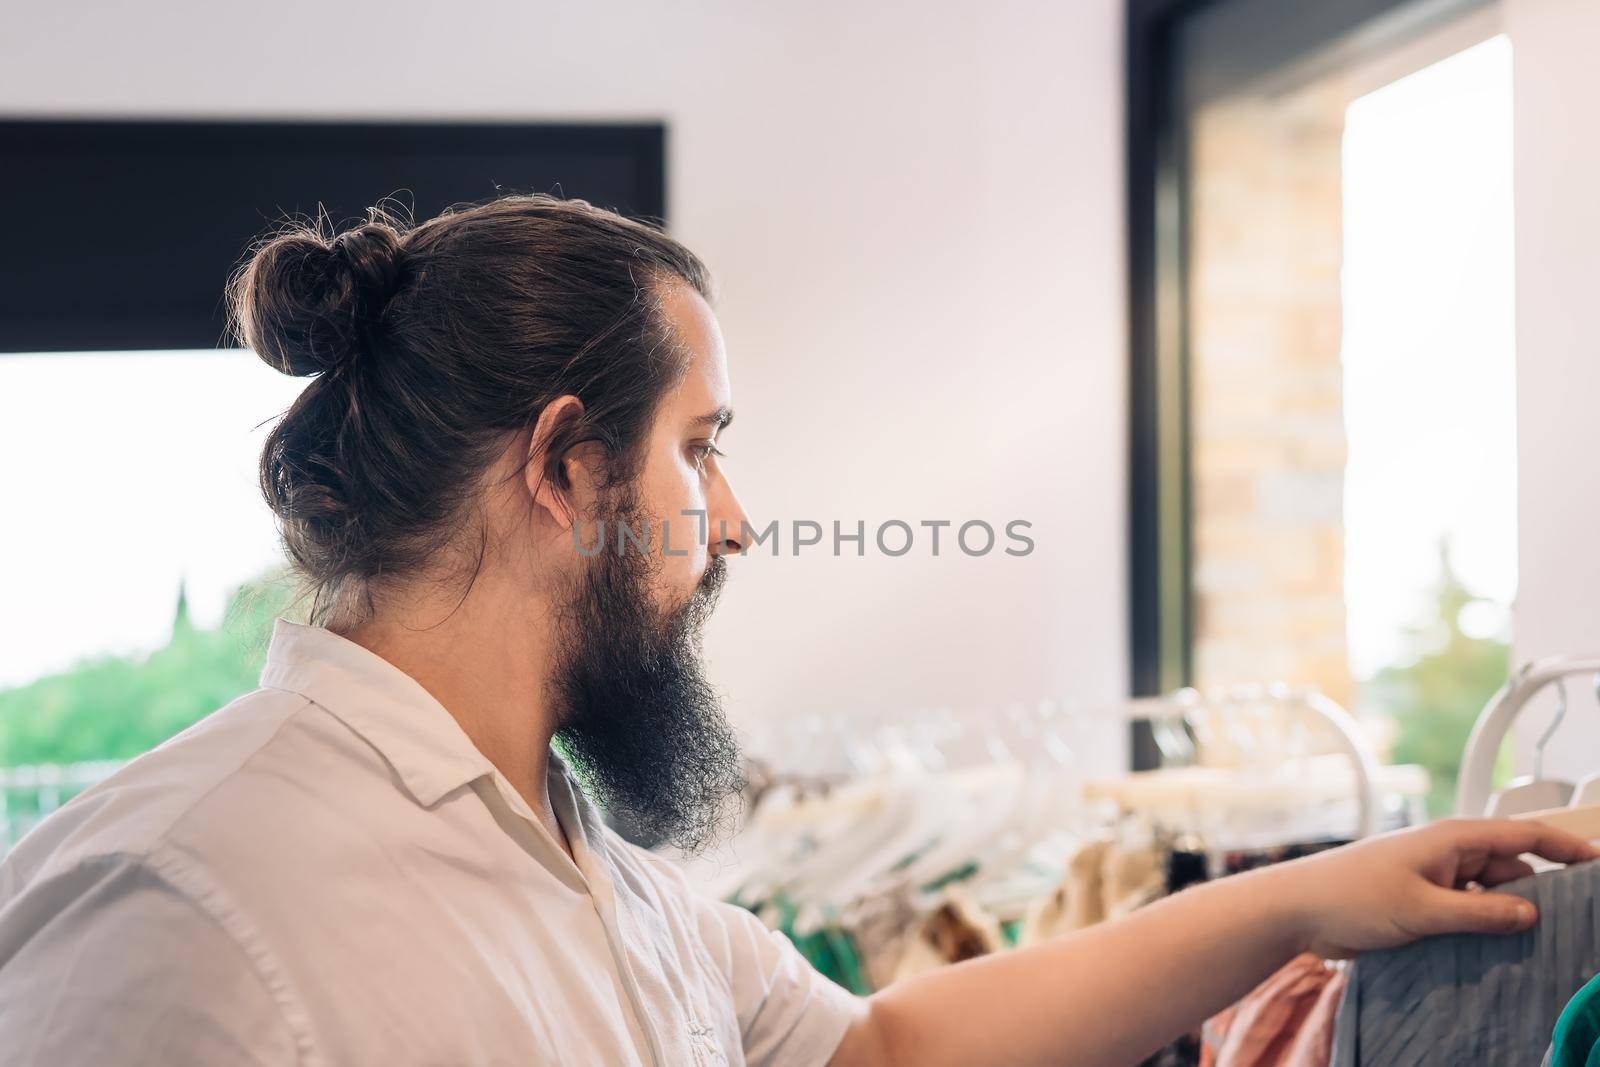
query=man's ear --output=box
[524,396,601,531]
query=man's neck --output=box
[337,600,571,854]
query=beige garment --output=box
[0,618,864,1067]
[890,885,1007,983]
[1020,838,1166,946]
[838,884,920,991]
[1102,842,1166,919]
[1020,837,1114,945]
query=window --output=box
[1128,0,1513,811]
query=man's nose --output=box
[707,479,751,557]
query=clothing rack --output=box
[700,684,1424,922]
[1087,684,1387,841]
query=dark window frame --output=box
[1127,0,1197,707]
[0,119,667,354]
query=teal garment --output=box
[1550,970,1600,1067]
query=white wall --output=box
[1,1,1130,751]
[1504,0,1600,779]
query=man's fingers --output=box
[1420,885,1537,937]
[1475,855,1537,887]
[1448,818,1600,866]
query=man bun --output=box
[229,216,408,378]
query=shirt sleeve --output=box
[0,852,304,1066]
[688,891,869,1067]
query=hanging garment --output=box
[1332,859,1600,1066]
[1219,840,1347,876]
[1103,843,1167,920]
[1166,847,1211,894]
[1200,953,1346,1067]
[837,885,919,992]
[1020,838,1168,947]
[1020,838,1115,945]
[1546,969,1600,1067]
[890,885,1006,983]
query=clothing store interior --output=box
[4,0,1600,1065]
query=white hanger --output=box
[1486,678,1575,816]
[1082,686,1385,843]
[1457,655,1600,815]
[1512,675,1600,843]
[1566,675,1600,808]
[1569,772,1600,808]
[731,701,1099,926]
[1516,802,1600,843]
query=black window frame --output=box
[0,118,667,354]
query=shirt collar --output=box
[258,616,499,808]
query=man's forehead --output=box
[660,281,721,355]
[659,284,732,420]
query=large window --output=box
[1128,0,1512,812]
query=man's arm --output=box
[828,818,1597,1067]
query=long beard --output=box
[548,492,744,854]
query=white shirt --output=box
[0,617,864,1066]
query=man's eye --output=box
[691,443,727,469]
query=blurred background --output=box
[0,0,1596,851]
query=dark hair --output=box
[227,193,713,628]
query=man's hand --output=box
[1271,817,1599,959]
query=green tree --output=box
[0,568,299,766]
[1364,542,1510,818]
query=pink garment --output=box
[1201,953,1348,1067]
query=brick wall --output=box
[1187,77,1355,709]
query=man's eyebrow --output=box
[689,407,734,432]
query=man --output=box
[0,194,1590,1066]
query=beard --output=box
[548,486,745,855]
